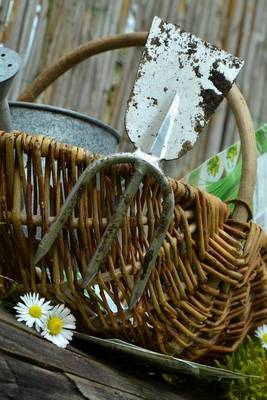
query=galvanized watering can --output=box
[0,48,119,155]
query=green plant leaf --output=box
[75,332,256,380]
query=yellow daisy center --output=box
[262,333,267,343]
[29,304,42,318]
[47,316,63,335]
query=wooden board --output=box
[0,310,197,400]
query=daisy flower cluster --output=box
[14,292,76,348]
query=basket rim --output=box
[9,101,120,142]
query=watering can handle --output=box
[18,32,256,223]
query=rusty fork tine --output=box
[81,158,174,292]
[128,172,174,308]
[81,159,147,288]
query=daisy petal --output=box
[14,292,50,331]
[41,303,75,348]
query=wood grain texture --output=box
[0,310,193,400]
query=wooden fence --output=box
[1,0,267,176]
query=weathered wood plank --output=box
[0,310,193,399]
[0,354,83,400]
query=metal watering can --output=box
[0,47,119,155]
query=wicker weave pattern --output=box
[0,131,266,360]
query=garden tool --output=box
[34,16,243,308]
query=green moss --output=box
[216,337,267,400]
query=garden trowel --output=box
[35,16,243,309]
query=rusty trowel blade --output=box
[125,16,244,161]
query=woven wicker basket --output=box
[1,34,267,360]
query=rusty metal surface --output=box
[126,16,243,161]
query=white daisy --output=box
[255,324,267,349]
[14,292,52,332]
[41,304,76,348]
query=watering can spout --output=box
[0,47,21,131]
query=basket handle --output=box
[226,85,257,222]
[18,32,257,223]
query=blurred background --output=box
[0,0,266,176]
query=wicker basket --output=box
[1,34,267,360]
